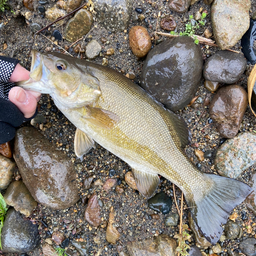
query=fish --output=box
[19,50,252,244]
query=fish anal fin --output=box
[86,106,120,129]
[132,169,160,198]
[74,128,95,158]
[186,174,252,244]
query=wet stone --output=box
[169,0,191,13]
[209,85,247,138]
[52,30,62,41]
[203,51,247,84]
[1,208,40,253]
[65,9,93,42]
[224,221,241,240]
[13,127,79,209]
[85,40,102,59]
[141,36,203,111]
[211,0,251,50]
[52,231,65,245]
[38,6,45,13]
[0,154,15,190]
[4,180,37,217]
[204,80,219,92]
[165,213,179,226]
[239,238,256,256]
[160,16,177,31]
[215,132,256,179]
[0,142,12,158]
[148,192,172,214]
[103,178,117,192]
[129,26,152,58]
[188,245,203,256]
[84,193,101,227]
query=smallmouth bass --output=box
[19,50,251,244]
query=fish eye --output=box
[56,61,67,71]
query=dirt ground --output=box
[1,0,256,255]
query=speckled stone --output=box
[85,40,102,59]
[215,132,256,179]
[211,0,250,50]
[0,155,15,190]
[240,238,256,256]
[45,6,67,25]
[224,220,241,240]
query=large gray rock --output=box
[141,37,203,111]
[14,127,79,209]
[1,208,40,253]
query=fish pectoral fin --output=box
[86,106,120,129]
[132,169,160,198]
[74,128,95,158]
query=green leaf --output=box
[201,12,207,19]
[189,15,193,20]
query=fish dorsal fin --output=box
[74,128,95,158]
[163,109,189,149]
[86,106,120,129]
[132,169,160,198]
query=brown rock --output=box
[169,0,191,13]
[4,181,37,217]
[85,193,101,227]
[194,149,204,161]
[23,0,33,10]
[116,185,124,194]
[103,178,117,192]
[56,0,82,12]
[0,142,12,158]
[52,231,65,245]
[209,85,248,138]
[0,155,15,190]
[106,206,121,244]
[125,171,138,190]
[45,6,67,25]
[204,80,219,92]
[129,26,152,58]
[160,16,177,31]
[42,243,59,256]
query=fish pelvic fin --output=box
[187,174,252,244]
[132,169,160,198]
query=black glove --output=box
[0,56,27,144]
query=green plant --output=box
[0,0,12,12]
[170,12,207,44]
[55,247,68,256]
[174,224,191,256]
[0,193,8,249]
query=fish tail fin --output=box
[186,174,252,244]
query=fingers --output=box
[8,87,41,119]
[9,64,30,82]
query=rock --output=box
[211,0,251,50]
[241,19,256,65]
[1,208,40,253]
[106,206,121,244]
[84,193,101,227]
[129,26,152,58]
[45,6,67,25]
[4,180,37,217]
[148,192,172,214]
[215,132,256,179]
[94,0,133,32]
[165,213,179,226]
[245,171,256,215]
[127,234,177,256]
[160,16,177,31]
[103,178,117,192]
[224,221,241,240]
[194,149,204,161]
[42,243,59,256]
[240,238,256,256]
[212,243,222,254]
[169,0,191,13]
[71,241,88,255]
[116,185,124,194]
[188,245,203,255]
[56,0,82,12]
[23,0,33,10]
[84,176,94,189]
[141,37,203,111]
[125,171,138,190]
[65,9,93,42]
[204,80,219,92]
[30,23,41,33]
[52,231,65,245]
[203,51,247,84]
[52,30,62,41]
[0,142,12,158]
[13,127,79,209]
[204,0,214,4]
[0,155,15,190]
[209,85,248,138]
[85,40,102,59]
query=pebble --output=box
[129,26,152,58]
[84,176,94,189]
[209,85,248,138]
[245,171,256,215]
[125,171,138,190]
[116,185,124,194]
[203,51,247,84]
[204,28,212,39]
[13,127,79,209]
[56,0,82,12]
[188,245,203,255]
[103,178,117,192]
[42,244,59,256]
[0,154,15,190]
[148,191,172,214]
[45,6,67,25]
[84,193,101,227]
[165,213,179,226]
[106,47,115,56]
[106,206,121,244]
[85,40,102,59]
[211,0,250,49]
[94,0,133,31]
[241,19,256,65]
[1,208,40,253]
[38,6,45,14]
[52,231,65,245]
[141,36,203,111]
[169,0,191,13]
[239,238,256,256]
[204,80,219,92]
[30,23,41,33]
[71,241,88,255]
[160,16,177,31]
[52,30,62,41]
[23,0,33,10]
[127,234,177,256]
[4,180,37,217]
[212,243,222,254]
[215,132,256,179]
[0,142,12,158]
[194,149,204,161]
[65,9,93,42]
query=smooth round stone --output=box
[203,51,247,84]
[188,246,203,256]
[30,23,41,33]
[52,29,62,40]
[38,5,45,13]
[148,191,172,214]
[160,16,177,31]
[204,80,219,92]
[224,220,241,240]
[85,40,102,59]
[165,213,179,226]
[141,36,203,111]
